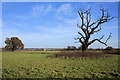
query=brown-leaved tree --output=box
[75,7,114,51]
[5,37,24,51]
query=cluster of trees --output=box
[4,37,24,51]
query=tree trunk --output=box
[81,45,88,51]
[80,45,88,57]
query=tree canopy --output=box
[4,37,24,51]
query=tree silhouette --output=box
[5,37,24,51]
[75,7,114,51]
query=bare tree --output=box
[75,7,114,51]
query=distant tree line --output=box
[65,46,113,51]
[24,48,63,51]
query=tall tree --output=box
[5,37,24,51]
[75,7,114,51]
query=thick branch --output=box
[78,32,85,40]
[88,35,104,45]
[90,24,101,35]
[74,37,84,44]
[77,21,87,36]
[88,33,112,46]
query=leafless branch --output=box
[105,33,112,43]
[88,33,112,46]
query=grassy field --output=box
[2,51,120,79]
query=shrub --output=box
[66,46,76,51]
[71,46,76,51]
[67,46,71,50]
[105,46,113,50]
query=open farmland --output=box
[2,51,120,79]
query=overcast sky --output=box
[2,2,118,48]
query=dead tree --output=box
[75,7,114,51]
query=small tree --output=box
[105,46,113,50]
[75,7,115,51]
[71,46,76,51]
[67,46,71,50]
[5,37,24,51]
[66,46,76,51]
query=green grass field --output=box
[2,51,120,79]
